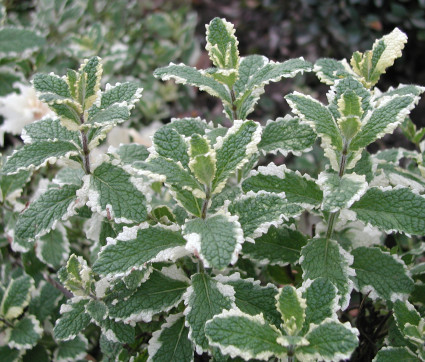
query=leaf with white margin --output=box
[0,27,45,55]
[302,278,339,332]
[410,263,425,276]
[93,224,187,278]
[122,267,153,290]
[350,187,425,235]
[106,269,189,323]
[153,63,231,104]
[86,104,130,127]
[183,213,243,269]
[184,273,235,354]
[28,281,62,323]
[0,169,31,204]
[295,319,358,361]
[76,56,102,110]
[53,168,85,187]
[205,309,286,361]
[35,226,70,269]
[54,298,91,341]
[54,334,88,362]
[216,273,281,328]
[376,84,425,100]
[314,58,355,85]
[318,172,367,212]
[209,185,241,213]
[15,184,80,241]
[373,346,417,362]
[6,315,42,350]
[153,127,189,168]
[393,299,422,338]
[228,191,303,242]
[2,141,80,175]
[98,318,135,344]
[172,185,203,218]
[212,119,261,194]
[58,254,93,297]
[87,162,147,223]
[375,162,425,193]
[242,225,307,266]
[0,274,33,320]
[85,299,107,323]
[300,238,355,310]
[22,118,81,146]
[276,286,306,336]
[163,117,211,137]
[110,143,149,165]
[100,82,143,109]
[32,73,71,98]
[148,313,193,362]
[258,116,316,156]
[43,98,83,131]
[242,164,322,208]
[352,247,413,301]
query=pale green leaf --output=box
[32,73,71,98]
[77,56,102,110]
[22,118,81,146]
[2,141,80,175]
[28,281,62,323]
[6,315,42,350]
[98,318,135,344]
[314,58,354,85]
[59,254,93,296]
[277,286,306,336]
[153,127,189,168]
[15,184,80,241]
[86,104,130,127]
[393,300,421,333]
[55,334,88,362]
[190,154,216,186]
[44,99,82,131]
[111,143,149,165]
[300,238,355,309]
[172,185,203,217]
[148,313,193,362]
[101,82,142,109]
[85,299,107,323]
[184,273,235,353]
[36,227,70,269]
[205,309,286,361]
[54,298,90,341]
[163,117,211,137]
[88,162,147,223]
[183,213,243,269]
[0,27,45,55]
[350,187,425,235]
[0,169,31,203]
[258,116,316,156]
[0,274,33,320]
[373,347,417,362]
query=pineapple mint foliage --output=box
[0,17,425,362]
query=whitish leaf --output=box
[0,274,33,320]
[6,315,42,350]
[318,172,367,212]
[101,82,143,109]
[22,118,81,146]
[393,300,421,335]
[35,226,70,269]
[352,247,413,301]
[277,286,306,336]
[300,238,355,309]
[153,127,189,167]
[242,225,307,266]
[228,192,303,242]
[106,270,189,323]
[212,120,261,193]
[54,298,91,341]
[217,273,281,328]
[53,168,84,187]
[59,254,93,296]
[28,281,62,323]
[377,84,425,99]
[205,309,286,361]
[88,162,147,223]
[242,164,322,208]
[258,116,316,156]
[0,27,45,55]
[376,162,425,193]
[15,184,80,241]
[153,63,231,104]
[314,58,354,85]
[2,141,80,175]
[163,117,211,137]
[148,313,193,362]
[183,213,243,269]
[350,187,425,235]
[55,334,88,362]
[296,319,358,361]
[93,224,187,278]
[86,104,130,127]
[76,56,102,110]
[184,273,235,353]
[373,347,417,362]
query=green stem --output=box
[201,185,211,219]
[79,114,91,174]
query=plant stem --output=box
[201,185,211,219]
[230,88,237,121]
[0,317,14,328]
[79,114,91,174]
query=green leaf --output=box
[53,168,85,186]
[242,226,307,266]
[228,192,303,242]
[314,58,354,85]
[86,104,130,127]
[22,118,81,146]
[148,313,193,362]
[188,134,216,186]
[0,274,33,320]
[110,143,149,165]
[93,224,187,278]
[205,309,286,361]
[276,286,306,336]
[32,73,71,99]
[77,56,102,110]
[35,227,70,269]
[101,82,143,109]
[59,254,93,296]
[15,184,80,241]
[98,318,135,344]
[350,187,425,235]
[393,300,421,335]
[88,162,147,223]
[153,127,189,168]
[376,162,425,193]
[373,347,417,362]
[296,319,358,361]
[258,116,316,156]
[210,185,242,213]
[43,98,83,131]
[0,27,45,55]
[85,299,107,323]
[164,117,211,137]
[55,334,88,361]
[183,213,243,269]
[172,185,203,218]
[318,172,367,212]
[28,281,62,323]
[54,298,91,341]
[300,238,355,309]
[0,346,21,361]
[352,247,413,301]
[212,120,261,193]
[107,269,189,323]
[242,164,323,208]
[0,169,31,203]
[184,273,235,353]
[2,141,80,175]
[6,315,42,350]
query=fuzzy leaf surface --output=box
[36,228,70,269]
[153,127,189,168]
[0,274,33,320]
[54,298,90,341]
[22,118,81,145]
[55,335,88,362]
[7,315,42,350]
[100,82,142,109]
[277,286,306,335]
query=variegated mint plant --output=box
[1,17,424,362]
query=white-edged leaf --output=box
[54,298,90,341]
[373,347,417,362]
[276,286,306,336]
[22,118,81,146]
[77,56,102,110]
[0,27,45,55]
[28,281,62,323]
[0,345,21,361]
[32,73,71,99]
[54,334,88,362]
[153,127,189,168]
[100,82,143,109]
[0,169,31,204]
[35,226,70,269]
[163,117,211,137]
[0,274,33,320]
[393,300,421,337]
[98,318,135,344]
[110,143,149,165]
[6,315,42,350]
[86,104,130,127]
[314,58,354,85]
